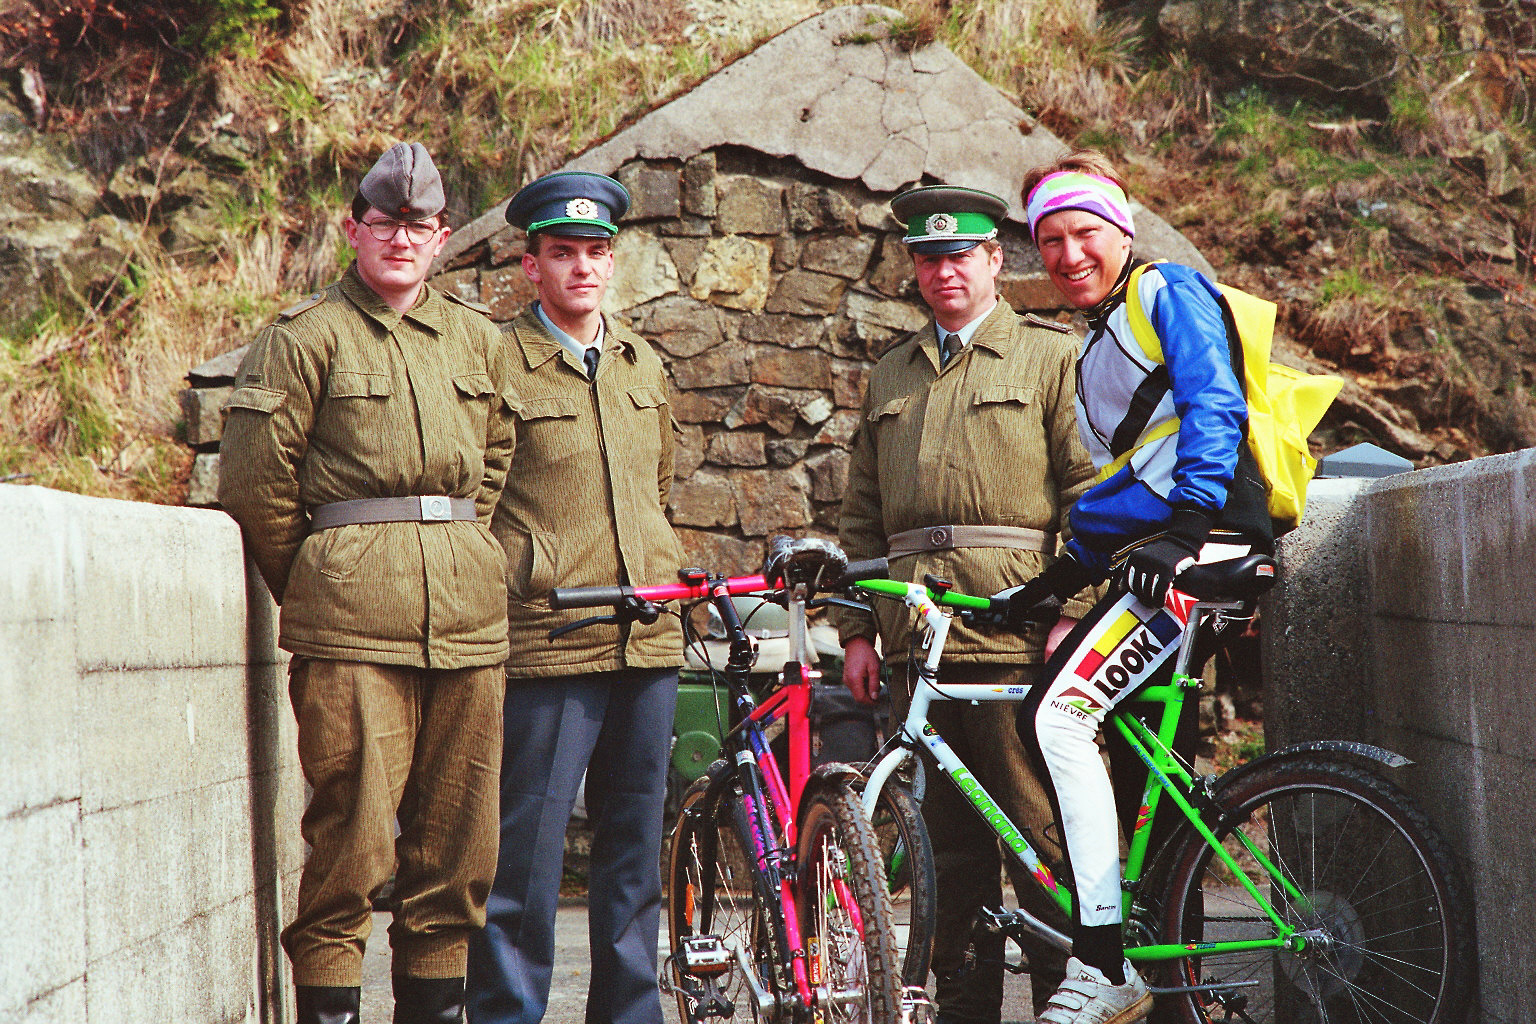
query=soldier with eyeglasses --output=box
[220,142,516,1024]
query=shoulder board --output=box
[277,292,326,320]
[442,291,493,316]
[1023,313,1073,334]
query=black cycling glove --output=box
[1116,508,1212,605]
[991,551,1096,632]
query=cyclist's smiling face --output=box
[912,243,1003,329]
[1034,208,1132,309]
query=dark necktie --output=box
[941,332,963,367]
[583,346,600,380]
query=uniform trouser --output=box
[466,668,678,1024]
[281,657,503,986]
[892,662,1069,1021]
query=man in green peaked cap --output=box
[833,183,1098,1023]
[466,170,684,1024]
[220,141,514,1024]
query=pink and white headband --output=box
[1024,171,1135,239]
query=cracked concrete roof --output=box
[440,4,1210,275]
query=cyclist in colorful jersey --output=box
[997,150,1274,1024]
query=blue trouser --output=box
[466,668,678,1024]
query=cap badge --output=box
[566,197,599,219]
[926,213,958,235]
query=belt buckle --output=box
[419,495,453,522]
[927,526,950,548]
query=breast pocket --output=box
[510,395,588,466]
[622,384,668,468]
[452,372,495,436]
[315,370,393,448]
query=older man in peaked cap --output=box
[465,170,684,1024]
[220,141,514,1024]
[833,184,1099,1023]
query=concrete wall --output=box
[0,484,302,1024]
[1264,449,1536,1024]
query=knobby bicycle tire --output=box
[796,783,903,1024]
[862,780,936,988]
[668,777,785,1022]
[1157,756,1475,1024]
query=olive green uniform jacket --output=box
[495,307,685,677]
[833,300,1098,665]
[219,265,515,669]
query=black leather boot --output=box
[295,985,361,1024]
[392,975,466,1024]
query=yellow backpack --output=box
[1117,263,1343,529]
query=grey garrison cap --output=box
[358,142,445,220]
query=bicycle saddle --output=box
[1174,554,1278,601]
[762,535,849,589]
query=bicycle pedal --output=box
[677,934,735,978]
[899,986,935,1024]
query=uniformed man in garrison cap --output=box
[465,171,684,1024]
[832,184,1098,1023]
[219,141,514,1024]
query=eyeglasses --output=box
[360,218,440,244]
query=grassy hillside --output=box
[1,0,1531,501]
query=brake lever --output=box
[546,596,662,640]
[548,613,618,639]
[816,595,875,613]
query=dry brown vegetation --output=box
[1,0,1532,500]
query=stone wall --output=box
[1265,450,1536,1024]
[0,484,301,1024]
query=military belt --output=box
[309,496,477,531]
[886,524,1053,559]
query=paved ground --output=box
[361,901,1041,1023]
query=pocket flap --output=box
[973,383,1036,407]
[870,395,909,421]
[453,372,495,398]
[510,395,581,421]
[627,385,668,410]
[329,371,392,398]
[224,385,285,415]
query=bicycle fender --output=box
[795,762,865,821]
[1229,739,1414,780]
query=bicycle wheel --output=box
[668,777,782,1022]
[1159,757,1475,1024]
[796,782,902,1024]
[863,781,936,988]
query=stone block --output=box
[632,295,724,358]
[999,270,1068,312]
[726,387,800,435]
[675,423,706,479]
[671,344,751,390]
[659,216,714,236]
[716,175,785,235]
[868,234,916,298]
[663,236,709,285]
[733,468,811,537]
[765,269,847,315]
[181,386,232,448]
[772,234,800,272]
[5,980,87,1024]
[682,152,717,217]
[705,430,767,467]
[814,409,861,447]
[830,359,870,408]
[845,290,925,333]
[481,265,536,321]
[671,387,742,424]
[434,267,480,303]
[0,800,85,1012]
[788,182,859,233]
[806,448,850,502]
[616,161,681,221]
[767,438,811,466]
[690,235,772,312]
[187,451,221,507]
[858,201,895,230]
[669,471,738,528]
[800,234,876,279]
[675,529,759,578]
[751,346,832,390]
[488,226,527,265]
[737,313,826,350]
[604,228,680,313]
[799,394,834,426]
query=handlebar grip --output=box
[837,557,889,585]
[549,585,633,610]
